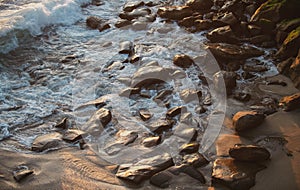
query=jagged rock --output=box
[212,158,266,190]
[233,111,265,132]
[166,106,186,118]
[207,25,240,44]
[139,109,153,121]
[31,132,62,152]
[229,145,271,162]
[62,129,85,142]
[179,142,200,155]
[86,16,103,29]
[123,1,145,12]
[142,136,161,147]
[13,165,34,182]
[148,119,174,134]
[279,92,300,111]
[186,0,213,11]
[119,41,134,54]
[206,43,264,61]
[173,54,194,68]
[157,6,193,20]
[116,153,174,184]
[179,89,202,103]
[182,153,209,168]
[55,117,68,129]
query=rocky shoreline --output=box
[1,0,300,189]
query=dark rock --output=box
[256,18,275,34]
[212,158,266,190]
[186,0,213,11]
[142,136,161,147]
[131,21,148,30]
[91,0,103,6]
[13,165,34,182]
[123,1,145,12]
[173,54,194,68]
[31,132,62,152]
[279,92,300,111]
[98,23,111,32]
[129,54,141,63]
[233,91,251,102]
[195,105,207,114]
[150,171,172,188]
[232,111,265,132]
[62,129,85,142]
[180,165,206,183]
[229,144,271,162]
[183,153,209,168]
[157,6,193,20]
[86,16,103,29]
[116,153,174,184]
[248,35,272,45]
[217,12,239,26]
[139,109,153,121]
[207,25,240,44]
[194,19,214,31]
[290,50,300,88]
[115,19,132,28]
[276,26,300,60]
[55,117,68,129]
[119,41,134,54]
[179,142,200,155]
[243,64,268,72]
[247,24,261,36]
[148,119,174,134]
[178,15,201,27]
[213,71,237,95]
[166,106,186,117]
[206,43,264,61]
[276,18,300,45]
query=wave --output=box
[0,0,91,54]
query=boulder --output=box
[207,25,240,44]
[276,26,300,60]
[13,165,34,182]
[276,18,300,45]
[229,145,271,162]
[62,129,85,142]
[279,92,300,111]
[173,54,194,68]
[31,132,62,152]
[148,119,174,134]
[185,0,213,11]
[142,136,161,147]
[232,111,265,132]
[157,6,193,20]
[86,16,103,29]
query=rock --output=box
[216,134,252,157]
[91,0,103,6]
[216,12,239,26]
[13,165,34,182]
[179,112,193,123]
[142,136,161,147]
[31,132,62,152]
[119,41,134,54]
[233,91,251,102]
[229,144,271,162]
[115,130,138,145]
[194,19,215,31]
[212,158,266,190]
[178,15,201,27]
[123,1,144,12]
[148,119,174,134]
[279,92,300,111]
[213,71,237,95]
[55,117,68,129]
[174,125,198,143]
[207,25,240,44]
[276,26,300,60]
[182,153,209,168]
[166,106,186,118]
[180,165,206,183]
[243,64,268,72]
[131,21,148,30]
[119,8,151,21]
[119,87,140,97]
[186,0,213,11]
[157,6,193,20]
[153,89,173,101]
[256,18,275,34]
[139,109,153,121]
[97,108,112,127]
[62,129,85,142]
[248,35,272,45]
[86,16,102,29]
[290,51,300,88]
[173,54,194,68]
[82,107,112,134]
[116,153,174,184]
[179,89,202,103]
[232,111,265,132]
[247,24,261,36]
[115,19,132,28]
[179,142,200,155]
[206,43,264,61]
[98,23,111,32]
[276,18,300,45]
[150,171,173,188]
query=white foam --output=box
[0,0,90,53]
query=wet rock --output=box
[212,158,266,190]
[148,119,174,134]
[55,117,68,129]
[186,0,213,11]
[157,6,193,20]
[248,35,272,46]
[166,106,186,118]
[174,125,198,143]
[233,111,265,132]
[213,71,237,95]
[180,165,206,183]
[233,91,251,102]
[91,0,103,6]
[179,112,192,123]
[142,136,161,147]
[276,26,300,60]
[173,54,194,68]
[119,87,140,97]
[276,18,300,45]
[150,170,173,188]
[217,12,239,26]
[243,64,268,72]
[115,19,132,28]
[13,165,34,182]
[229,144,271,162]
[247,24,261,36]
[116,130,138,145]
[98,23,111,32]
[183,153,209,168]
[178,15,201,27]
[206,43,264,61]
[154,89,173,101]
[97,108,112,127]
[279,92,300,111]
[86,16,103,29]
[194,19,215,31]
[179,89,202,103]
[62,129,85,142]
[216,134,252,157]
[116,153,174,184]
[31,132,62,152]
[119,41,134,54]
[207,25,240,44]
[179,142,200,155]
[139,109,153,121]
[119,8,151,21]
[131,21,148,30]
[123,1,145,12]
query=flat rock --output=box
[31,132,62,152]
[179,89,202,103]
[55,118,68,129]
[212,158,266,190]
[182,153,209,168]
[148,119,174,134]
[62,129,85,142]
[123,1,144,12]
[229,145,271,162]
[233,111,265,132]
[213,71,237,95]
[279,92,300,111]
[142,136,161,147]
[173,54,194,68]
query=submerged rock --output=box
[213,71,237,95]
[31,132,62,152]
[232,111,265,132]
[279,92,300,111]
[173,54,194,68]
[229,145,271,162]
